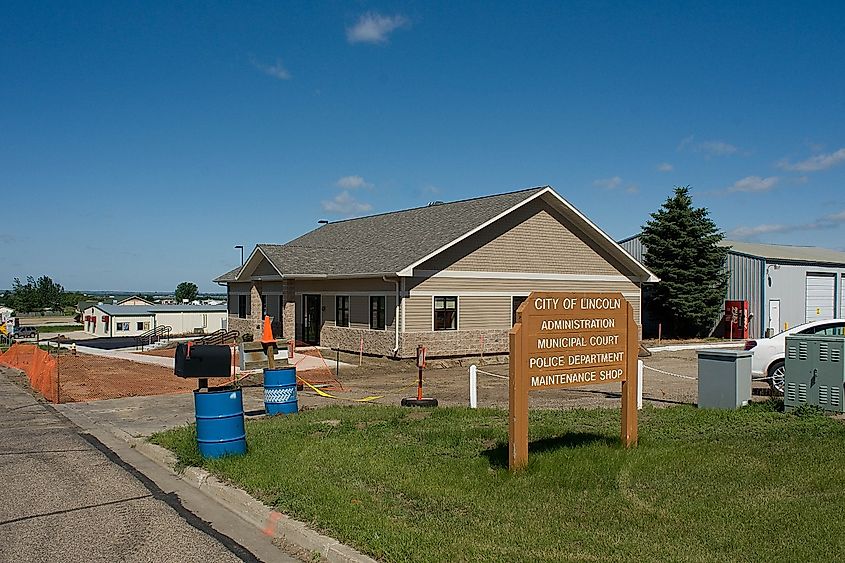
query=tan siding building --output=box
[214,186,656,358]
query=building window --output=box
[116,322,130,331]
[238,295,248,319]
[512,296,528,326]
[434,296,458,331]
[336,296,350,327]
[370,296,386,330]
[137,321,150,331]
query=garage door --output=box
[806,273,836,322]
[841,274,845,317]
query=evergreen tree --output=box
[641,186,729,337]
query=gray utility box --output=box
[784,335,845,413]
[697,349,753,409]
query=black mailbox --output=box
[174,344,232,378]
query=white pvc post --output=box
[637,359,643,410]
[469,364,478,408]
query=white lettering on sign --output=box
[531,371,597,387]
[533,297,559,310]
[600,368,624,381]
[528,351,624,370]
[537,336,586,349]
[567,351,624,366]
[589,334,619,346]
[528,355,567,369]
[580,297,622,310]
[532,297,622,312]
[540,318,616,331]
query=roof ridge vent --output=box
[427,200,445,206]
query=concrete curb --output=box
[119,429,377,562]
[52,401,377,562]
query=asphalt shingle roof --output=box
[213,266,243,283]
[256,187,547,276]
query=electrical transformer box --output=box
[784,335,845,413]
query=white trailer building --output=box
[82,304,227,337]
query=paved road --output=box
[0,369,257,563]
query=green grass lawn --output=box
[152,403,845,562]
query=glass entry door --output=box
[303,294,321,345]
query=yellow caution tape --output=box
[297,375,384,402]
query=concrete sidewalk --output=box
[648,342,745,353]
[75,345,176,368]
[74,344,355,373]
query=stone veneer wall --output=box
[227,315,258,339]
[320,326,397,357]
[318,324,639,359]
[282,279,296,342]
[400,329,509,358]
[320,326,509,359]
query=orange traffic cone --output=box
[261,315,275,344]
[261,315,276,369]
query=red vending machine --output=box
[724,300,749,339]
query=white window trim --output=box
[431,295,459,331]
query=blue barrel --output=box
[264,367,298,415]
[194,387,247,458]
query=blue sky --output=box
[3,2,845,292]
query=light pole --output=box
[235,245,244,266]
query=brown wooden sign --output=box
[508,291,638,471]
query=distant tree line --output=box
[0,276,87,313]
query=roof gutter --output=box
[383,275,400,357]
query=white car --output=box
[746,319,845,392]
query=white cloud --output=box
[728,223,794,238]
[335,175,372,189]
[251,57,291,80]
[778,148,845,172]
[321,191,372,216]
[677,135,742,157]
[593,176,622,190]
[625,184,640,194]
[421,184,440,195]
[728,209,845,239]
[727,175,779,193]
[677,135,694,151]
[697,140,739,156]
[346,12,409,44]
[656,162,673,172]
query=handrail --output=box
[197,328,240,345]
[136,325,172,349]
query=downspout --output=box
[383,275,400,357]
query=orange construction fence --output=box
[0,343,59,403]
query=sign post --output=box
[509,291,638,471]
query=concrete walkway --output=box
[75,345,176,368]
[648,342,745,353]
[74,344,355,373]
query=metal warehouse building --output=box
[619,236,845,339]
